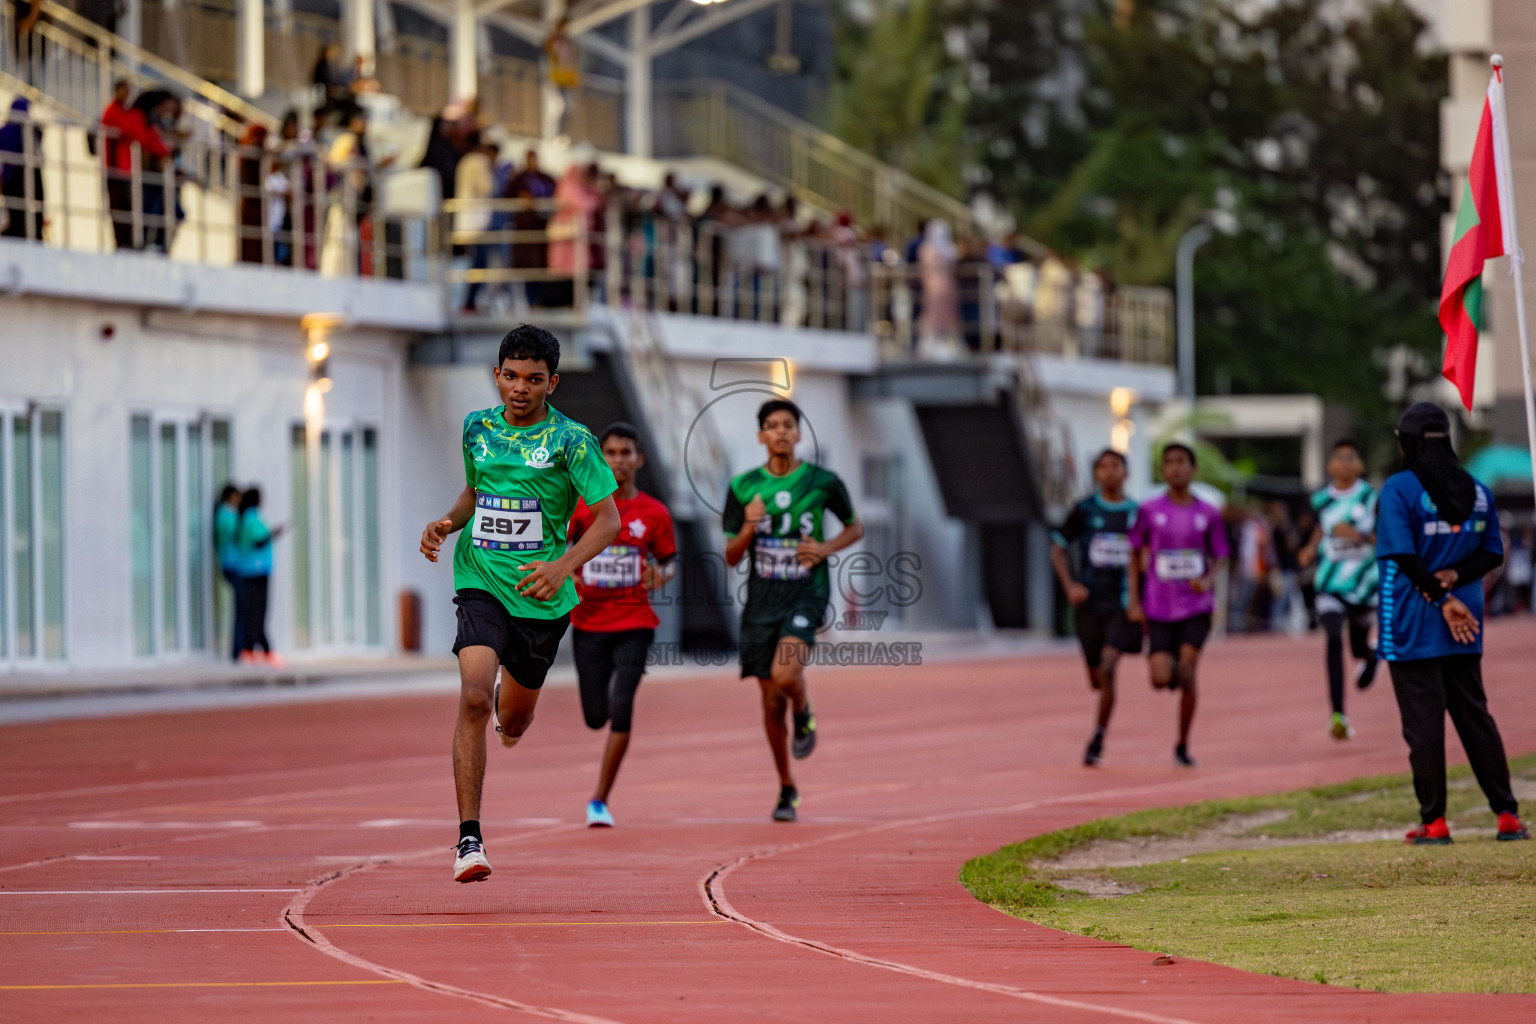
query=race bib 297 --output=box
[471,493,543,553]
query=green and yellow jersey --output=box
[453,403,617,620]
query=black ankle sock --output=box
[459,820,481,841]
[1092,727,1106,742]
[1175,743,1187,757]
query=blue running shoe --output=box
[586,799,615,827]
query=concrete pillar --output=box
[626,8,652,158]
[121,0,142,47]
[450,0,477,103]
[236,0,265,98]
[345,0,375,70]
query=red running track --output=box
[3,623,1535,1022]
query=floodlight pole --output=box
[1176,222,1214,404]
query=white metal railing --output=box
[443,196,1172,365]
[0,104,433,277]
[655,81,1007,250]
[4,1,277,140]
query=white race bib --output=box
[582,544,643,589]
[754,537,809,581]
[471,492,543,553]
[1088,532,1131,568]
[1154,548,1205,581]
[1324,536,1373,563]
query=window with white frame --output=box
[1,405,66,662]
[291,422,382,650]
[129,413,232,658]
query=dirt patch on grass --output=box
[1040,809,1411,872]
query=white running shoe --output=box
[453,835,492,883]
[586,799,615,827]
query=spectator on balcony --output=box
[325,108,390,274]
[11,0,43,85]
[313,44,355,126]
[830,211,867,331]
[506,147,555,202]
[420,102,475,205]
[0,96,44,240]
[918,218,959,357]
[101,89,176,251]
[548,160,601,307]
[236,122,274,265]
[273,112,319,269]
[543,15,581,141]
[455,130,497,314]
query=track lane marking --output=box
[3,921,725,936]
[693,774,1315,1024]
[1,980,406,990]
[280,825,635,1024]
[0,888,301,894]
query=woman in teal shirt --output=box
[237,488,285,664]
[214,484,246,660]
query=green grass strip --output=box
[962,754,1536,992]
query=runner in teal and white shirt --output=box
[1300,439,1379,741]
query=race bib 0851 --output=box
[1154,548,1205,581]
[754,537,808,581]
[582,544,643,589]
[471,493,543,553]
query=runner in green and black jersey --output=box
[1299,439,1379,740]
[1050,449,1142,767]
[420,324,620,883]
[723,400,863,822]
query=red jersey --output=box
[569,490,676,632]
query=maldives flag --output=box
[1440,69,1518,411]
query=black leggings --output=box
[1318,599,1375,714]
[573,628,653,733]
[243,574,271,654]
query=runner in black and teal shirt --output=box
[420,324,620,883]
[1299,439,1379,741]
[723,399,862,822]
[1050,449,1142,767]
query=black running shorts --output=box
[1074,606,1144,668]
[451,588,570,690]
[738,592,828,680]
[1147,613,1212,656]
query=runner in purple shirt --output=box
[1127,443,1230,767]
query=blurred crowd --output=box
[3,44,1153,354]
[1222,500,1534,633]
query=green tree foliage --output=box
[961,0,1449,449]
[830,0,969,198]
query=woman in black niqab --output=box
[1396,402,1477,526]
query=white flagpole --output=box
[1490,56,1536,501]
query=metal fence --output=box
[441,197,1172,364]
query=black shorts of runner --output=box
[1074,607,1144,669]
[451,588,569,690]
[1147,613,1213,657]
[738,592,828,680]
[572,627,653,733]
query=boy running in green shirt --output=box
[723,400,863,821]
[420,324,619,882]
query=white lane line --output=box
[1,888,302,895]
[74,855,163,861]
[70,821,264,829]
[280,824,631,1024]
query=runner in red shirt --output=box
[567,423,677,827]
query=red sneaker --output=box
[1496,812,1531,841]
[1405,817,1452,845]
